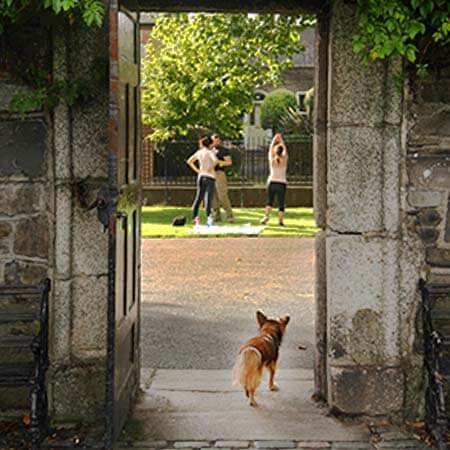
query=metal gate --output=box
[105,1,141,447]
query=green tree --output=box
[260,90,297,133]
[141,13,313,141]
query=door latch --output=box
[75,180,116,232]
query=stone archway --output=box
[3,0,449,437]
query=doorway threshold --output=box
[123,369,369,442]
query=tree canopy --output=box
[141,13,313,141]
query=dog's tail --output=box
[232,347,262,391]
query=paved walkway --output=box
[141,237,315,370]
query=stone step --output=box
[113,439,428,450]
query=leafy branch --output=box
[0,0,105,32]
[353,0,450,77]
[1,1,106,112]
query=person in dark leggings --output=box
[260,133,288,226]
[186,136,222,226]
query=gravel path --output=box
[140,237,315,369]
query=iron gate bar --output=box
[148,137,313,186]
[0,286,43,295]
[0,278,51,450]
[420,279,450,450]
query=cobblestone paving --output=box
[115,437,430,450]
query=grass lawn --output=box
[141,206,318,238]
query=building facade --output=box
[243,26,315,148]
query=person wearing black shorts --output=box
[260,133,288,226]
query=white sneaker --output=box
[207,216,213,227]
[260,215,269,225]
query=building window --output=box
[254,92,266,103]
[296,91,308,114]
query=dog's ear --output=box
[256,310,267,327]
[280,315,290,326]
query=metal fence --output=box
[148,135,313,186]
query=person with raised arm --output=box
[260,133,288,226]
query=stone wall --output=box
[405,65,450,410]
[0,17,109,421]
[0,24,52,412]
[406,73,450,272]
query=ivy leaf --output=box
[419,1,434,18]
[353,0,448,79]
[82,0,104,27]
[52,0,62,14]
[10,88,47,114]
[386,19,396,32]
[416,63,428,79]
[407,21,425,39]
[406,46,417,63]
[1,0,105,28]
[352,37,366,53]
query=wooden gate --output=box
[106,1,141,447]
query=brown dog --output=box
[232,310,290,406]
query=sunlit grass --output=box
[141,206,318,238]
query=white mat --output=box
[188,223,265,236]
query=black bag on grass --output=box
[172,215,186,227]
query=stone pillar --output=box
[49,19,109,422]
[325,0,423,417]
[314,230,327,400]
[313,9,329,400]
[51,26,73,372]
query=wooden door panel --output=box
[115,219,127,321]
[106,2,141,447]
[118,83,128,185]
[114,4,140,438]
